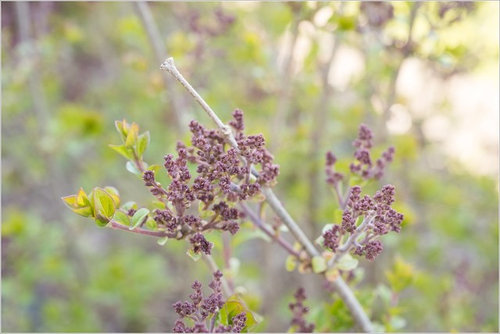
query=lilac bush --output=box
[62,58,406,332]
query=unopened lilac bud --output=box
[143,170,155,186]
[326,151,337,166]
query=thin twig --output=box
[270,15,301,152]
[239,203,301,258]
[160,57,374,332]
[108,220,174,238]
[133,2,186,129]
[204,254,233,298]
[160,58,238,149]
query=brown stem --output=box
[108,220,174,238]
[240,203,301,259]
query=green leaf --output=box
[92,187,116,219]
[95,214,110,227]
[312,256,327,273]
[336,254,359,271]
[115,119,128,141]
[145,217,157,230]
[325,267,340,282]
[104,186,120,207]
[219,295,260,331]
[136,131,150,157]
[70,206,93,218]
[121,201,138,211]
[285,255,297,272]
[62,195,77,208]
[126,161,141,176]
[186,248,202,262]
[113,210,130,226]
[130,208,150,230]
[157,236,169,246]
[109,144,134,160]
[147,164,161,173]
[125,122,139,147]
[76,188,90,206]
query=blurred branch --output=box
[15,2,48,132]
[270,14,301,152]
[161,57,373,332]
[133,2,187,130]
[239,203,301,258]
[381,2,421,130]
[307,31,342,234]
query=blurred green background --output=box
[2,2,498,332]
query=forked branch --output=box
[160,57,373,332]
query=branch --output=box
[133,2,186,129]
[239,202,301,259]
[160,58,238,150]
[270,15,301,152]
[160,57,374,332]
[108,220,175,238]
[204,254,233,298]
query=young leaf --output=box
[125,122,139,147]
[114,119,129,141]
[62,190,96,218]
[157,236,169,246]
[219,295,260,331]
[145,217,157,230]
[113,210,130,226]
[130,208,150,230]
[336,254,359,271]
[285,255,297,272]
[121,201,138,211]
[136,131,150,157]
[147,164,162,173]
[92,187,116,219]
[325,268,340,282]
[75,206,94,217]
[76,188,90,206]
[62,195,77,208]
[126,161,141,176]
[312,256,327,273]
[109,144,134,160]
[104,186,120,207]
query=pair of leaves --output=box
[218,295,261,332]
[110,119,150,161]
[62,186,120,227]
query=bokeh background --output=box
[2,1,498,332]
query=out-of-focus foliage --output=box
[2,2,498,332]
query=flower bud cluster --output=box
[326,124,395,187]
[141,110,278,256]
[322,184,404,261]
[172,270,246,333]
[289,287,315,333]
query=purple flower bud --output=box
[189,233,213,255]
[326,151,337,166]
[323,225,341,252]
[231,312,247,333]
[289,288,315,333]
[143,170,155,186]
[229,109,245,132]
